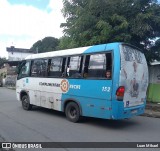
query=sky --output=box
[1,0,160,58]
[0,0,65,58]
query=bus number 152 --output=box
[102,87,111,92]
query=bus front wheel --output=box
[22,95,32,110]
[65,102,80,123]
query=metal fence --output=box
[5,75,17,88]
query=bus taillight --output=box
[116,86,125,101]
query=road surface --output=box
[0,87,160,151]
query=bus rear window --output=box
[122,45,142,63]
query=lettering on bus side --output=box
[70,85,81,90]
[39,80,81,92]
[102,86,111,92]
[39,82,60,87]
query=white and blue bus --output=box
[16,42,148,122]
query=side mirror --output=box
[16,66,20,74]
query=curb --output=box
[142,109,160,118]
[6,87,16,90]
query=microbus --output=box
[16,42,148,122]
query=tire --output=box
[21,95,32,110]
[65,102,80,123]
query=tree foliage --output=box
[61,0,160,55]
[30,37,59,53]
[148,38,160,61]
[57,36,77,50]
[0,57,6,69]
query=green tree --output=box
[61,0,160,53]
[148,38,160,62]
[0,57,6,68]
[31,37,59,53]
[57,36,77,50]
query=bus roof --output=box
[25,42,122,60]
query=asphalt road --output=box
[0,87,160,151]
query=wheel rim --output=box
[69,107,77,118]
[23,97,29,108]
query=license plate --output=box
[131,109,137,114]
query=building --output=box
[6,46,35,61]
[147,61,160,103]
[1,46,35,87]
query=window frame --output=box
[48,57,66,78]
[66,55,84,79]
[17,50,113,80]
[17,60,31,79]
[83,51,113,80]
[30,59,48,77]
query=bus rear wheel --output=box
[22,95,32,110]
[65,102,80,123]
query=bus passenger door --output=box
[28,80,41,106]
[29,59,48,106]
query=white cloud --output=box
[0,0,65,58]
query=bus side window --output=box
[48,57,65,77]
[105,53,112,79]
[83,53,112,78]
[84,54,106,78]
[67,56,83,78]
[31,59,48,77]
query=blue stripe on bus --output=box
[61,43,123,119]
[83,42,121,54]
[60,42,146,120]
[61,79,112,119]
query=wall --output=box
[0,67,7,77]
[147,65,160,103]
[8,51,33,61]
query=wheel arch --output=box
[63,99,83,116]
[20,90,29,102]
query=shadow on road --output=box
[83,117,138,130]
[29,106,65,117]
[27,106,139,130]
